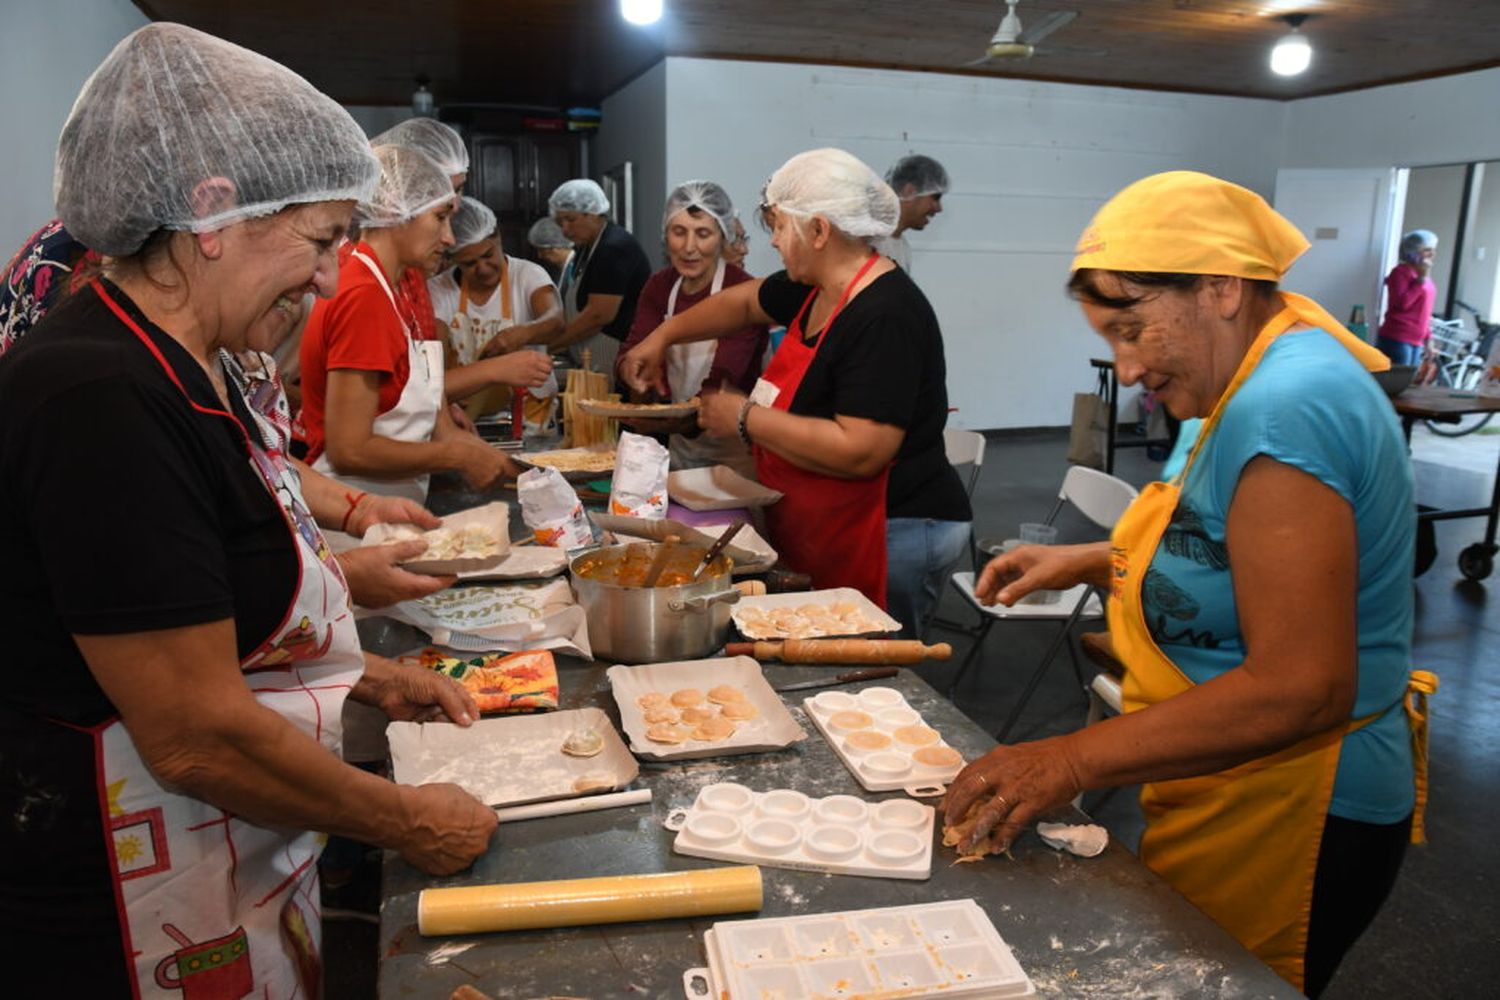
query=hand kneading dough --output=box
[670,687,705,708]
[691,716,737,742]
[646,723,693,744]
[707,684,747,704]
[942,796,1005,862]
[719,700,759,721]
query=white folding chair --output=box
[945,466,1138,742]
[923,429,988,638]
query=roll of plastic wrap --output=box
[417,864,763,936]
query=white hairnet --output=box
[548,179,610,216]
[1401,229,1438,255]
[885,154,950,199]
[370,118,469,177]
[527,216,571,249]
[450,196,497,249]
[54,23,379,257]
[661,180,735,240]
[763,148,899,240]
[357,145,457,230]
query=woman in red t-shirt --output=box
[298,145,518,505]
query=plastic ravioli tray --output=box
[666,782,934,881]
[803,686,966,793]
[685,899,1035,999]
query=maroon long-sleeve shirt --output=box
[615,263,768,395]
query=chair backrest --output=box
[943,428,986,498]
[1059,465,1138,529]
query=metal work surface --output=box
[372,651,1298,999]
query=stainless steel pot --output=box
[570,544,740,663]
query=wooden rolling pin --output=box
[418,865,762,935]
[724,639,952,664]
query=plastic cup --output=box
[1017,523,1061,605]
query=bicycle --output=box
[1416,299,1498,437]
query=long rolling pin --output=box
[491,787,651,824]
[418,864,762,936]
[723,639,953,664]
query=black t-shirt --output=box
[758,268,971,522]
[573,221,652,341]
[0,281,299,939]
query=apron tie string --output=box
[1404,669,1439,844]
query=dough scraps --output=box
[942,796,1007,863]
[1036,821,1109,858]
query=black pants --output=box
[1304,811,1412,997]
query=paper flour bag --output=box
[518,466,594,549]
[608,430,670,519]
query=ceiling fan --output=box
[966,1,1085,64]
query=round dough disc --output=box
[691,716,737,742]
[707,684,748,705]
[643,707,680,725]
[646,723,692,744]
[720,701,759,721]
[913,745,963,768]
[829,710,874,731]
[670,687,705,708]
[680,705,719,724]
[893,725,941,747]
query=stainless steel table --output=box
[361,624,1298,999]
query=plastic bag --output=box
[608,430,669,518]
[518,467,594,548]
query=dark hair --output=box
[1068,268,1278,308]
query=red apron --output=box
[755,254,891,606]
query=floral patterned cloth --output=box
[0,220,99,358]
[398,647,559,714]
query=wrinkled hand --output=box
[490,350,553,389]
[697,387,747,438]
[368,656,480,726]
[393,782,498,875]
[337,541,455,608]
[345,495,442,538]
[943,737,1085,855]
[619,335,670,396]
[975,544,1084,606]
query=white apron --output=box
[448,261,558,399]
[562,227,619,376]
[313,248,445,504]
[663,260,754,476]
[91,282,365,1000]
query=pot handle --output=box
[668,588,742,614]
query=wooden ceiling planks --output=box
[136,0,1500,105]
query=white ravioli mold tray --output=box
[683,899,1035,999]
[803,686,966,793]
[664,782,934,881]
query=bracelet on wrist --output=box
[340,490,370,534]
[737,398,758,448]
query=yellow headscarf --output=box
[1072,170,1388,371]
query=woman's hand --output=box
[486,350,553,389]
[344,495,442,539]
[480,325,533,358]
[698,388,748,438]
[337,541,456,608]
[392,782,498,875]
[619,333,671,396]
[942,737,1086,855]
[454,437,520,490]
[974,542,1104,606]
[361,654,480,726]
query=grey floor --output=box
[326,423,1500,999]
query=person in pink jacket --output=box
[1376,230,1438,367]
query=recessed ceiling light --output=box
[621,0,663,26]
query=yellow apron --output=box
[1106,294,1438,990]
[450,266,515,420]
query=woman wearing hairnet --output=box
[430,196,560,419]
[548,178,652,377]
[946,172,1433,997]
[0,25,496,995]
[1376,230,1439,367]
[298,146,526,504]
[622,149,972,626]
[615,180,768,475]
[527,215,575,278]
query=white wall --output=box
[596,62,668,269]
[0,0,149,253]
[1274,168,1399,327]
[662,58,1286,429]
[1281,67,1500,170]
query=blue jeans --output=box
[1376,336,1422,367]
[886,517,972,640]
